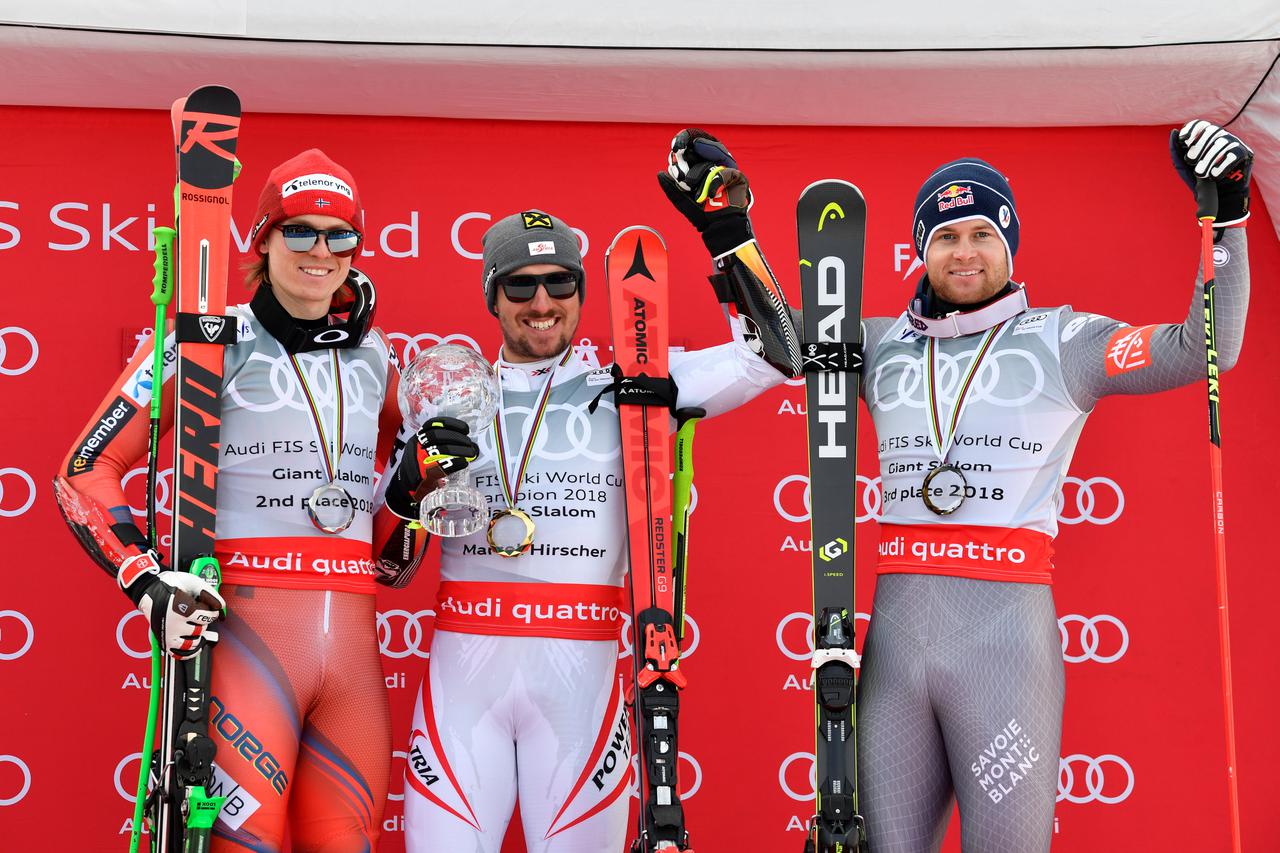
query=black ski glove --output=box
[657,128,755,259]
[1170,119,1254,228]
[384,417,479,520]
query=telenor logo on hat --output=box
[522,212,553,229]
[282,173,354,200]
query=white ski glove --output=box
[118,549,225,659]
[1170,119,1254,227]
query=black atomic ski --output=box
[797,180,867,853]
[152,84,241,853]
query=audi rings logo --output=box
[630,751,702,801]
[123,465,172,519]
[775,611,870,662]
[778,752,816,801]
[378,609,434,659]
[115,752,144,802]
[388,749,409,801]
[1059,614,1129,664]
[0,756,32,806]
[0,327,39,376]
[773,474,881,524]
[1058,754,1134,804]
[0,611,34,661]
[0,468,37,518]
[1057,476,1124,525]
[116,610,153,660]
[618,613,700,662]
[386,332,483,366]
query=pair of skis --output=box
[606,180,867,853]
[606,227,702,852]
[131,85,241,853]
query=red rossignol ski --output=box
[151,85,240,853]
[605,226,693,853]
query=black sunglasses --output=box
[275,224,362,258]
[495,271,581,303]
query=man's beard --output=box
[502,319,575,361]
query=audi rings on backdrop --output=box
[1058,754,1135,804]
[1059,614,1129,664]
[0,327,39,376]
[0,468,36,518]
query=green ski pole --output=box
[672,407,705,642]
[129,226,175,853]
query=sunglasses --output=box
[494,271,581,303]
[275,224,362,258]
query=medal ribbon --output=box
[492,347,575,509]
[288,348,346,483]
[924,321,1007,462]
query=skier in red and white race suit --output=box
[385,138,803,852]
[54,150,429,852]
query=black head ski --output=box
[798,180,867,853]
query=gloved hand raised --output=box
[384,416,479,520]
[1170,119,1254,227]
[657,128,754,259]
[117,549,224,660]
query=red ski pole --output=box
[1195,177,1242,853]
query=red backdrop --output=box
[1,107,1278,851]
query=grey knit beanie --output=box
[481,210,584,316]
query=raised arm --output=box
[1062,121,1253,410]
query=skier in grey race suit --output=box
[849,121,1253,852]
[381,137,804,852]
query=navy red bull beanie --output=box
[912,158,1019,277]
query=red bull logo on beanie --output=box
[936,184,974,212]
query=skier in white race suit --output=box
[380,133,804,852]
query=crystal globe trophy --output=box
[397,343,499,537]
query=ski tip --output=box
[180,85,243,117]
[605,225,666,258]
[798,178,865,200]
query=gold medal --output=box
[486,507,536,557]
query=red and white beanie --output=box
[249,149,363,255]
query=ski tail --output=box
[709,240,804,378]
[152,84,240,853]
[606,226,694,853]
[797,180,867,853]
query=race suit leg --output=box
[858,574,1064,853]
[288,589,389,852]
[512,637,629,853]
[208,586,389,853]
[857,576,955,853]
[402,630,629,853]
